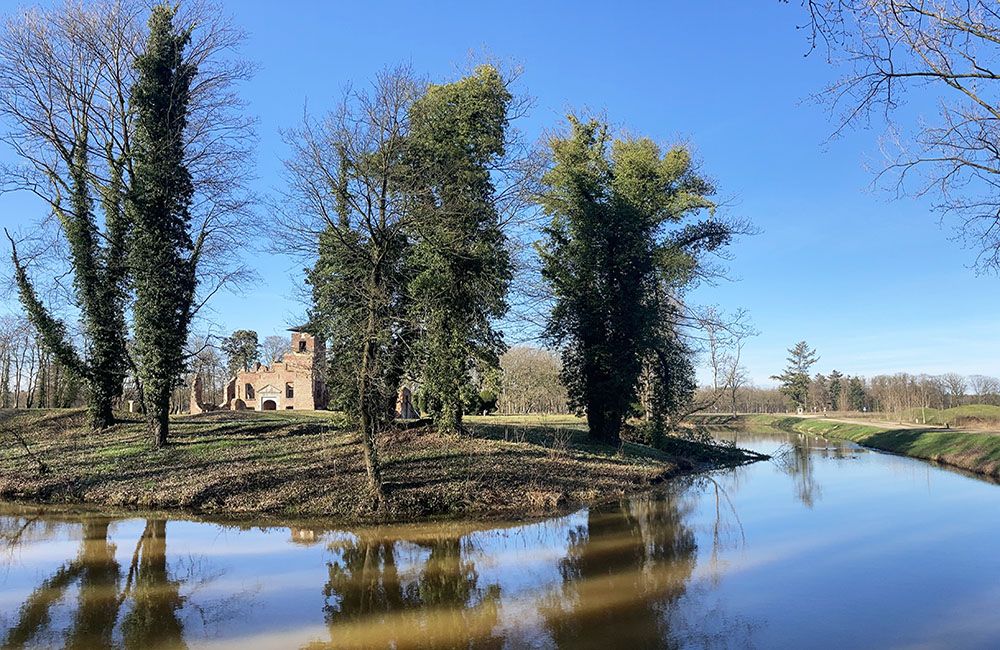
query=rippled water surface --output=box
[3,428,1000,649]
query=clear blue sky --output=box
[2,0,997,386]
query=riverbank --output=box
[748,414,1000,479]
[0,409,761,523]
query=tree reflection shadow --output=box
[540,489,697,649]
[1,516,223,650]
[306,533,502,649]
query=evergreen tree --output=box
[222,330,260,374]
[829,369,844,410]
[771,341,819,410]
[538,116,724,444]
[848,376,867,411]
[405,65,513,433]
[127,5,197,448]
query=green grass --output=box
[750,414,1000,478]
[893,404,1000,426]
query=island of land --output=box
[0,409,762,523]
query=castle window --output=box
[298,339,307,352]
[245,384,254,399]
[286,383,294,398]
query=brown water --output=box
[3,428,1000,649]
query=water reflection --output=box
[121,520,186,649]
[2,517,203,649]
[307,534,502,649]
[542,491,696,649]
[3,426,1000,648]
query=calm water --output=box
[3,428,1000,649]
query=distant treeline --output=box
[0,315,84,409]
[696,372,1000,415]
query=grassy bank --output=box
[750,414,1000,479]
[0,409,759,523]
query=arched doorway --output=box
[262,399,277,411]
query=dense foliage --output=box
[223,330,260,373]
[127,5,198,448]
[405,66,514,433]
[537,116,728,444]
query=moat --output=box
[3,426,1000,649]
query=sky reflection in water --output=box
[2,428,1000,649]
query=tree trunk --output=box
[147,397,168,448]
[90,397,115,431]
[357,327,385,502]
[586,409,621,446]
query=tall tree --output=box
[222,330,260,373]
[772,341,819,410]
[285,68,420,501]
[405,65,514,433]
[0,0,253,429]
[828,369,844,411]
[538,116,727,444]
[0,3,132,429]
[127,4,197,448]
[848,376,867,411]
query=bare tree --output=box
[803,0,1000,270]
[680,306,756,417]
[261,334,290,364]
[497,346,568,415]
[941,372,967,408]
[0,0,255,426]
[969,374,1000,404]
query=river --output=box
[2,426,999,649]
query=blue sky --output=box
[2,0,997,385]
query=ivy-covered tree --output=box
[405,65,514,433]
[1,1,252,431]
[771,341,819,410]
[127,5,198,448]
[538,116,726,444]
[0,13,130,430]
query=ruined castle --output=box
[190,328,328,413]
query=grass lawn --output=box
[0,408,757,523]
[750,414,1000,479]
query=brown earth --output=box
[0,409,759,524]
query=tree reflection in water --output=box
[540,487,697,649]
[0,517,210,650]
[306,533,502,649]
[121,520,187,649]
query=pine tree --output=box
[848,376,867,411]
[771,341,819,410]
[127,5,197,448]
[405,65,513,433]
[222,330,260,374]
[829,369,844,410]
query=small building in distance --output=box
[190,328,328,413]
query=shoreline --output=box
[746,414,1000,480]
[0,409,763,525]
